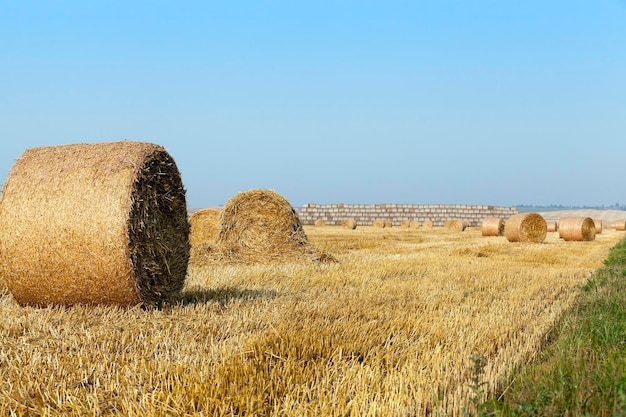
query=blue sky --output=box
[1,1,625,208]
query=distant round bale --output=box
[385,220,393,228]
[0,141,190,307]
[314,219,326,227]
[373,219,386,228]
[342,219,357,230]
[445,219,466,232]
[559,217,596,241]
[481,217,504,236]
[400,220,410,228]
[422,220,433,229]
[546,221,559,232]
[615,221,626,231]
[504,213,547,243]
[409,220,420,229]
[189,208,220,246]
[593,219,603,234]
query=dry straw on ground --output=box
[0,141,190,307]
[504,213,547,243]
[341,219,357,230]
[445,219,467,232]
[481,217,505,236]
[373,219,386,228]
[314,219,326,227]
[191,189,332,265]
[189,208,220,246]
[546,221,559,232]
[558,217,596,241]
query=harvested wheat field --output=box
[0,223,623,416]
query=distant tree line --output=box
[517,203,626,211]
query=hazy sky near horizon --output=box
[1,1,625,208]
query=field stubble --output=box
[0,226,623,416]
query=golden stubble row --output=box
[0,226,622,416]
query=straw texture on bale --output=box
[341,219,357,230]
[400,220,410,228]
[0,141,190,307]
[189,208,220,246]
[373,219,386,228]
[422,220,433,229]
[385,220,393,228]
[409,220,420,229]
[615,221,626,231]
[546,221,558,232]
[314,219,326,227]
[192,189,332,264]
[558,217,596,242]
[445,219,466,232]
[593,219,603,234]
[481,217,505,236]
[504,213,547,243]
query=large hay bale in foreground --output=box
[481,217,504,236]
[504,213,547,243]
[189,208,220,246]
[0,141,190,307]
[559,217,596,241]
[341,219,357,230]
[194,189,330,264]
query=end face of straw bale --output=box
[504,213,547,243]
[559,217,596,241]
[445,219,466,232]
[409,220,420,229]
[422,220,433,229]
[481,217,504,236]
[341,219,357,230]
[0,141,190,307]
[373,219,386,228]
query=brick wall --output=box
[297,203,518,227]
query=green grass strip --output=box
[481,238,626,416]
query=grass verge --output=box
[481,237,626,416]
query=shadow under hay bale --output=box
[189,208,220,246]
[192,189,335,265]
[559,217,596,241]
[0,141,190,307]
[504,213,547,243]
[481,217,504,236]
[341,219,357,230]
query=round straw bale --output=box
[409,220,420,229]
[373,219,386,228]
[385,220,393,228]
[189,208,220,246]
[558,217,596,241]
[400,220,410,228]
[614,220,626,231]
[593,219,603,234]
[314,219,326,227]
[445,219,466,232]
[422,220,433,229]
[546,221,558,232]
[341,219,357,230]
[199,189,329,264]
[0,141,190,307]
[481,217,504,236]
[504,213,547,243]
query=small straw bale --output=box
[422,220,433,229]
[373,219,386,228]
[192,189,332,264]
[559,217,596,241]
[341,219,357,230]
[546,221,558,232]
[504,213,547,243]
[385,220,393,228]
[481,217,505,236]
[0,141,190,307]
[409,220,420,229]
[400,220,410,228]
[445,219,466,232]
[614,220,626,231]
[189,208,220,246]
[593,219,603,234]
[314,219,326,227]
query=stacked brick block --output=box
[297,204,518,227]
